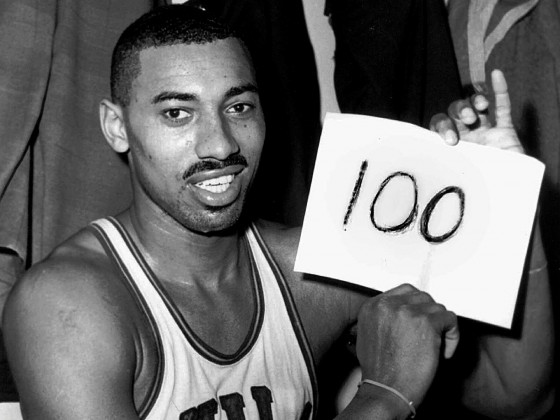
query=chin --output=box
[178,203,246,236]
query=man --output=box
[1,5,554,419]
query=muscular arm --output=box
[2,257,140,419]
[429,69,555,418]
[457,224,555,418]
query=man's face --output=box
[124,38,265,234]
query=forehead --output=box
[132,38,255,100]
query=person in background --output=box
[0,0,157,405]
[326,0,462,128]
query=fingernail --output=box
[460,107,476,119]
[445,130,457,145]
[473,95,488,109]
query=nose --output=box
[194,113,240,160]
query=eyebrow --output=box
[151,91,198,104]
[151,83,259,105]
[224,83,259,99]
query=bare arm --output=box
[455,225,554,418]
[431,69,555,417]
[2,259,140,419]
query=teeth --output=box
[195,174,234,193]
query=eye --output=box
[226,103,254,115]
[162,108,191,123]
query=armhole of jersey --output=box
[88,220,164,419]
[249,224,319,419]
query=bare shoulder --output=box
[254,220,370,360]
[2,227,139,417]
[254,219,301,269]
[4,227,129,329]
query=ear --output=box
[99,99,130,153]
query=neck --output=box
[120,200,247,288]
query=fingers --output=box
[429,113,458,145]
[444,324,460,359]
[491,69,514,129]
[418,301,459,359]
[380,285,460,359]
[430,93,490,145]
[447,99,475,139]
[471,83,490,127]
[417,301,460,359]
[430,79,497,146]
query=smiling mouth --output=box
[195,174,235,193]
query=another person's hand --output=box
[355,284,459,416]
[430,69,524,154]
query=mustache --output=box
[182,155,248,180]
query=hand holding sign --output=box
[295,71,543,328]
[431,69,523,153]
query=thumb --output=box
[434,310,460,359]
[443,323,460,359]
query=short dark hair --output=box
[110,5,242,106]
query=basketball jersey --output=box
[90,217,318,420]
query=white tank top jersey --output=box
[90,217,318,420]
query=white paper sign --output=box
[294,113,545,328]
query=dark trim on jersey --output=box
[106,217,266,366]
[250,225,319,419]
[88,221,164,419]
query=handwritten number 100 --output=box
[343,160,465,244]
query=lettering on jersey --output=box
[220,393,246,419]
[179,385,311,419]
[180,398,218,420]
[251,386,273,420]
